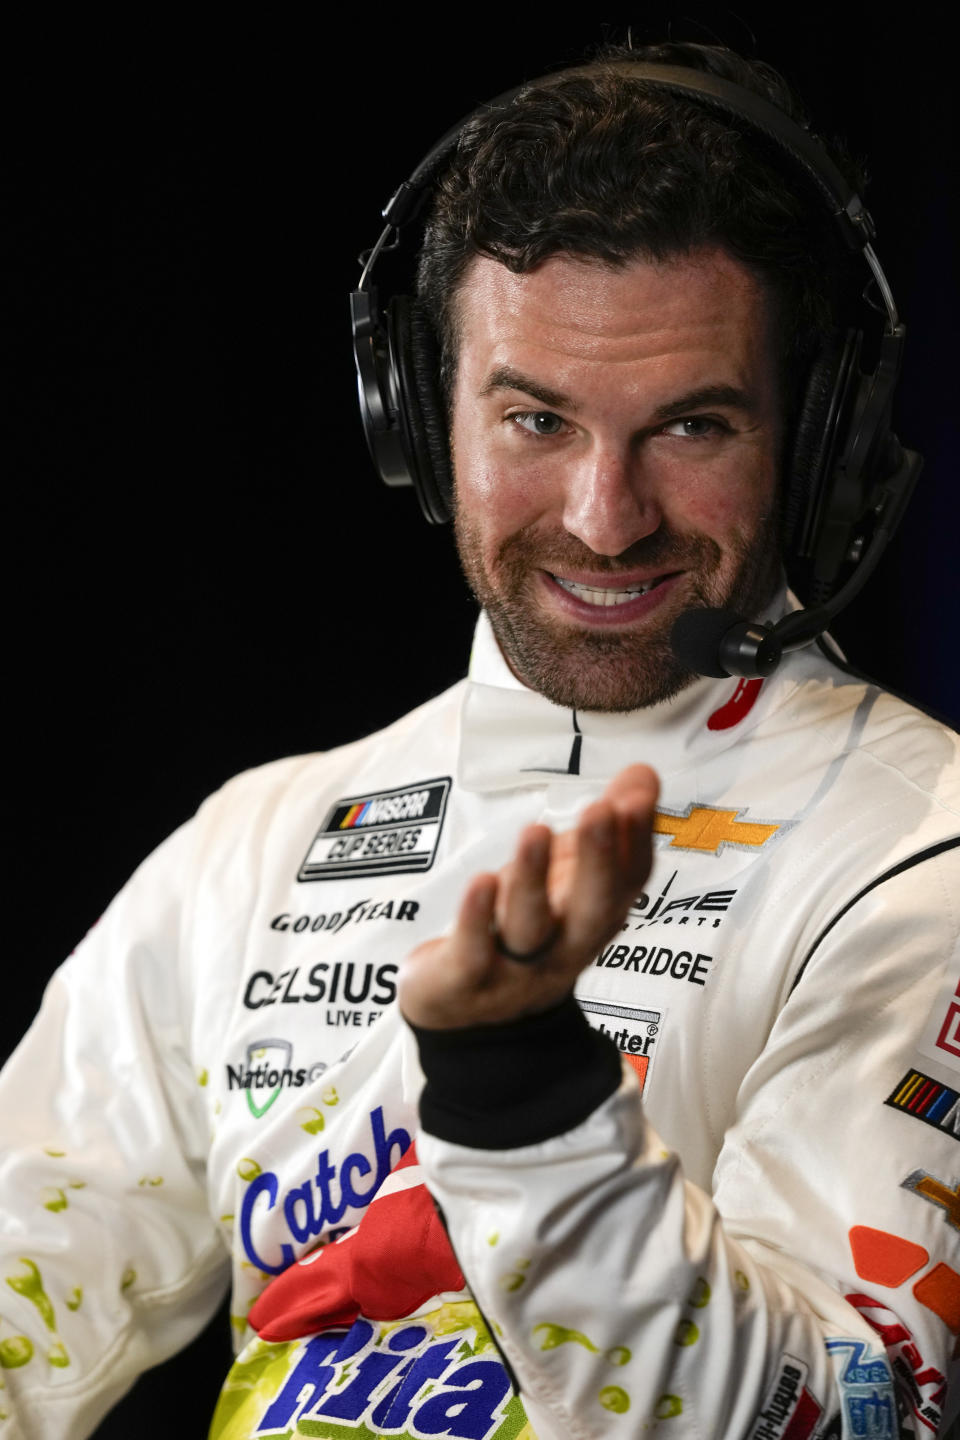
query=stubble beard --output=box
[454,508,782,713]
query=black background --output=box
[6,8,958,1434]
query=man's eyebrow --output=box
[479,366,579,412]
[478,371,755,422]
[651,385,754,422]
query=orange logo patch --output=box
[849,1226,928,1287]
[848,1225,960,1334]
[914,1264,960,1335]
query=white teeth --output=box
[553,576,659,606]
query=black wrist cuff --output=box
[410,995,623,1150]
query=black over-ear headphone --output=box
[350,61,922,677]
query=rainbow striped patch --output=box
[885,1069,960,1142]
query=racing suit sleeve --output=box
[0,818,228,1439]
[412,852,960,1439]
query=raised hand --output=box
[399,764,659,1030]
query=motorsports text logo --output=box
[625,869,737,931]
[653,804,779,854]
[298,779,451,882]
[227,1039,328,1119]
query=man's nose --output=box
[561,444,662,556]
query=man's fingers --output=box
[557,800,623,953]
[603,763,659,890]
[400,763,661,1028]
[453,872,499,975]
[493,824,555,960]
[559,771,658,954]
[399,873,499,1028]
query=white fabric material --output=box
[0,610,957,1436]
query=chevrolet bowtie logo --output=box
[903,1170,960,1231]
[653,805,780,854]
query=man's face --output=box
[449,248,783,711]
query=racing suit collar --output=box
[457,590,798,792]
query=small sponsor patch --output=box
[578,999,662,1093]
[918,955,960,1077]
[299,779,451,882]
[227,1039,330,1120]
[845,1294,947,1432]
[747,1353,822,1440]
[824,1340,897,1440]
[885,1070,960,1143]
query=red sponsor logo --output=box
[748,1354,821,1440]
[845,1292,947,1434]
[935,997,960,1060]
[707,677,764,731]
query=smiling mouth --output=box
[550,574,674,607]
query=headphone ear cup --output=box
[784,331,848,560]
[388,295,452,524]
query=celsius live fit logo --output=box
[299,779,451,882]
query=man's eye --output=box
[512,411,565,436]
[661,416,728,439]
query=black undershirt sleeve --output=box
[409,995,624,1150]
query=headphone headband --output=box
[383,63,874,255]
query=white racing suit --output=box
[0,607,957,1438]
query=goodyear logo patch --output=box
[299,779,451,882]
[885,1069,960,1143]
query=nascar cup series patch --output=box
[298,780,451,883]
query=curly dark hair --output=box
[416,41,866,411]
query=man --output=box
[1,42,957,1440]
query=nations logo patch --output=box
[298,779,451,882]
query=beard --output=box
[453,507,782,713]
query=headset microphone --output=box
[671,610,782,679]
